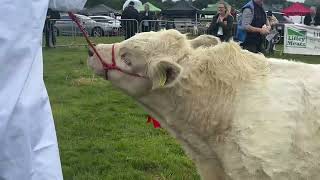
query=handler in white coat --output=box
[0,0,86,179]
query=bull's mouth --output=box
[88,49,94,57]
[87,58,105,77]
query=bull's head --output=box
[88,30,220,97]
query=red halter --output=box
[68,12,146,79]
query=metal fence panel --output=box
[43,17,286,48]
[43,19,139,47]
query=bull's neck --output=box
[137,80,236,165]
[137,88,179,129]
[137,78,236,137]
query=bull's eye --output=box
[121,53,127,59]
[121,53,132,66]
[124,58,132,66]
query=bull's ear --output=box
[148,60,182,90]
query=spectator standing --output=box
[0,0,86,179]
[121,1,140,40]
[230,6,238,22]
[264,11,279,55]
[304,6,320,26]
[236,0,270,53]
[44,8,60,48]
[153,12,161,31]
[140,4,155,32]
[207,1,234,42]
[165,18,176,30]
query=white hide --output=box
[88,30,320,180]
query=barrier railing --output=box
[43,18,286,48]
[44,19,139,47]
[139,20,201,35]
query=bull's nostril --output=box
[88,49,94,57]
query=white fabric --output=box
[0,0,86,179]
[49,0,87,12]
[217,27,224,35]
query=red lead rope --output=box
[67,12,146,79]
[68,12,160,128]
[67,12,108,68]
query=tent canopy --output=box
[201,2,230,15]
[162,0,201,18]
[137,2,161,12]
[202,4,218,15]
[282,2,311,16]
[80,4,120,16]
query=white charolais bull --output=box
[88,30,320,180]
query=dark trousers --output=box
[241,40,265,54]
[44,20,56,48]
[141,25,151,32]
[123,21,138,40]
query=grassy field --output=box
[44,37,319,180]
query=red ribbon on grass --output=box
[147,116,161,128]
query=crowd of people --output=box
[205,0,279,54]
[43,0,320,52]
[208,0,319,54]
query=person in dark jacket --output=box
[236,0,270,53]
[121,1,140,40]
[304,6,320,26]
[207,1,234,42]
[44,8,60,48]
[140,4,155,32]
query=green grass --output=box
[271,44,320,64]
[44,37,319,180]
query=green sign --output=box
[286,27,307,48]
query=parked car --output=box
[89,16,121,28]
[54,14,113,37]
[89,16,122,35]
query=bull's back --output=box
[222,59,320,179]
